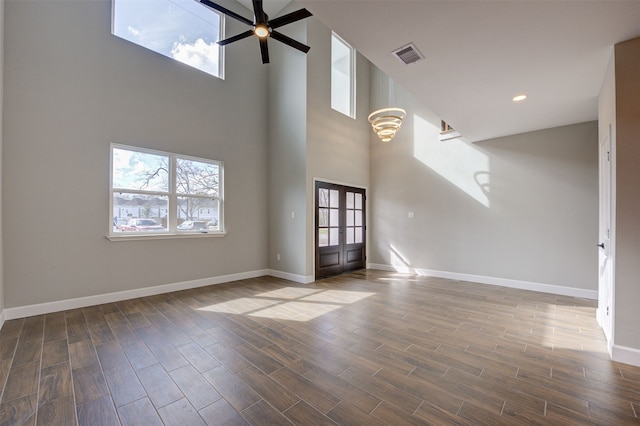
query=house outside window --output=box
[110,144,223,236]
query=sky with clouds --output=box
[112,148,168,192]
[112,0,222,76]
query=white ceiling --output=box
[235,0,293,18]
[264,0,640,142]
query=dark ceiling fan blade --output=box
[270,31,311,54]
[269,9,313,29]
[259,38,270,64]
[199,0,253,26]
[218,30,253,46]
[252,0,267,23]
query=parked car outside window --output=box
[118,218,164,232]
[177,220,208,231]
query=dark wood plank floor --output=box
[1,270,640,425]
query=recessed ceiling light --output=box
[512,94,527,102]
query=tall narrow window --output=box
[110,145,223,236]
[331,32,356,118]
[112,0,224,79]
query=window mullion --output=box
[113,188,169,197]
[169,154,178,232]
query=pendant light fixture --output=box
[368,107,406,143]
[369,67,405,142]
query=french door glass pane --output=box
[355,227,363,243]
[319,188,329,207]
[355,193,363,209]
[330,190,339,208]
[329,228,339,246]
[346,210,354,226]
[346,192,354,209]
[330,208,339,226]
[346,228,355,244]
[319,208,329,227]
[319,228,328,247]
[355,210,362,226]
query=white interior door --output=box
[598,127,613,344]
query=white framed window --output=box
[112,0,225,79]
[110,144,223,237]
[331,32,356,118]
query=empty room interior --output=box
[1,0,640,424]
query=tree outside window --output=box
[111,145,223,234]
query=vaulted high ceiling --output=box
[240,0,640,143]
[298,0,640,142]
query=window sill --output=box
[106,232,226,242]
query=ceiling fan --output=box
[200,0,312,64]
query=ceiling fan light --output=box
[254,24,270,38]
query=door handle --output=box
[598,243,605,249]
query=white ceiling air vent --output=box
[392,43,424,65]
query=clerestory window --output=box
[112,0,224,79]
[331,32,356,118]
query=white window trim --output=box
[108,143,225,241]
[331,31,357,119]
[106,232,226,242]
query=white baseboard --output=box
[3,269,270,321]
[368,263,597,300]
[268,269,314,284]
[612,345,640,367]
[1,264,597,323]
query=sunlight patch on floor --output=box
[248,301,343,321]
[197,287,376,321]
[255,287,324,299]
[198,297,281,315]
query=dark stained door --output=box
[315,181,366,279]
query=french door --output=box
[315,181,366,279]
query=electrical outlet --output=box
[276,253,281,261]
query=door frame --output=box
[313,178,368,280]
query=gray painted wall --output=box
[268,12,371,279]
[0,0,4,320]
[268,6,308,277]
[371,68,599,290]
[613,37,640,349]
[305,20,371,277]
[3,0,269,307]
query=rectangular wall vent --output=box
[392,43,424,65]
